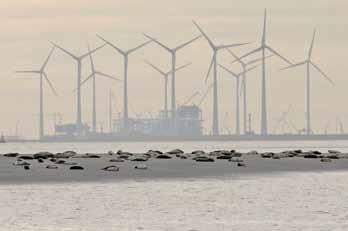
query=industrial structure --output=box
[51,105,203,139]
[15,9,341,142]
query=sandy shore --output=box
[0,153,348,184]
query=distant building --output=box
[55,123,90,136]
[176,105,203,136]
[51,105,203,139]
[113,104,203,137]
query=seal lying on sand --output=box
[70,166,84,170]
[46,165,58,169]
[134,164,148,170]
[109,158,124,162]
[102,166,120,172]
[193,156,214,162]
[13,160,30,166]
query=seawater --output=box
[0,172,347,230]
[0,141,347,231]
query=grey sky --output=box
[1,0,348,137]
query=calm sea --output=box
[0,141,347,231]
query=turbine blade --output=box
[266,46,292,64]
[127,39,152,54]
[308,29,316,59]
[205,57,214,83]
[41,46,55,71]
[174,35,202,51]
[87,44,96,73]
[226,48,243,65]
[167,62,192,77]
[95,71,121,81]
[96,35,125,55]
[182,91,199,106]
[281,61,307,71]
[83,73,94,84]
[73,74,93,92]
[246,54,274,65]
[80,43,106,59]
[310,61,334,85]
[242,65,261,75]
[42,72,58,96]
[198,83,214,106]
[175,62,192,72]
[143,59,167,76]
[262,9,267,45]
[217,42,249,50]
[239,47,262,60]
[51,42,77,59]
[15,70,40,74]
[142,33,171,52]
[192,20,215,49]
[218,64,238,78]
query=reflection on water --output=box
[0,172,347,231]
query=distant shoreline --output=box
[6,134,348,143]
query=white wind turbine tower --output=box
[282,29,334,135]
[218,64,260,135]
[96,35,152,133]
[142,33,201,126]
[52,42,106,135]
[77,45,121,134]
[192,20,248,135]
[143,60,192,117]
[227,48,273,134]
[239,9,292,136]
[108,89,115,134]
[16,46,58,139]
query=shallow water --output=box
[0,172,347,231]
[0,141,348,230]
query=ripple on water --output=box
[0,172,347,230]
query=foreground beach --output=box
[1,149,348,184]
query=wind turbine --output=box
[142,33,201,125]
[16,46,57,139]
[109,89,114,134]
[97,35,152,133]
[282,29,334,135]
[77,45,121,134]
[180,91,200,107]
[143,60,192,117]
[227,48,273,134]
[273,106,297,134]
[192,20,248,135]
[52,42,106,135]
[197,83,214,107]
[239,9,292,136]
[218,64,260,135]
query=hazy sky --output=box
[1,0,348,138]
